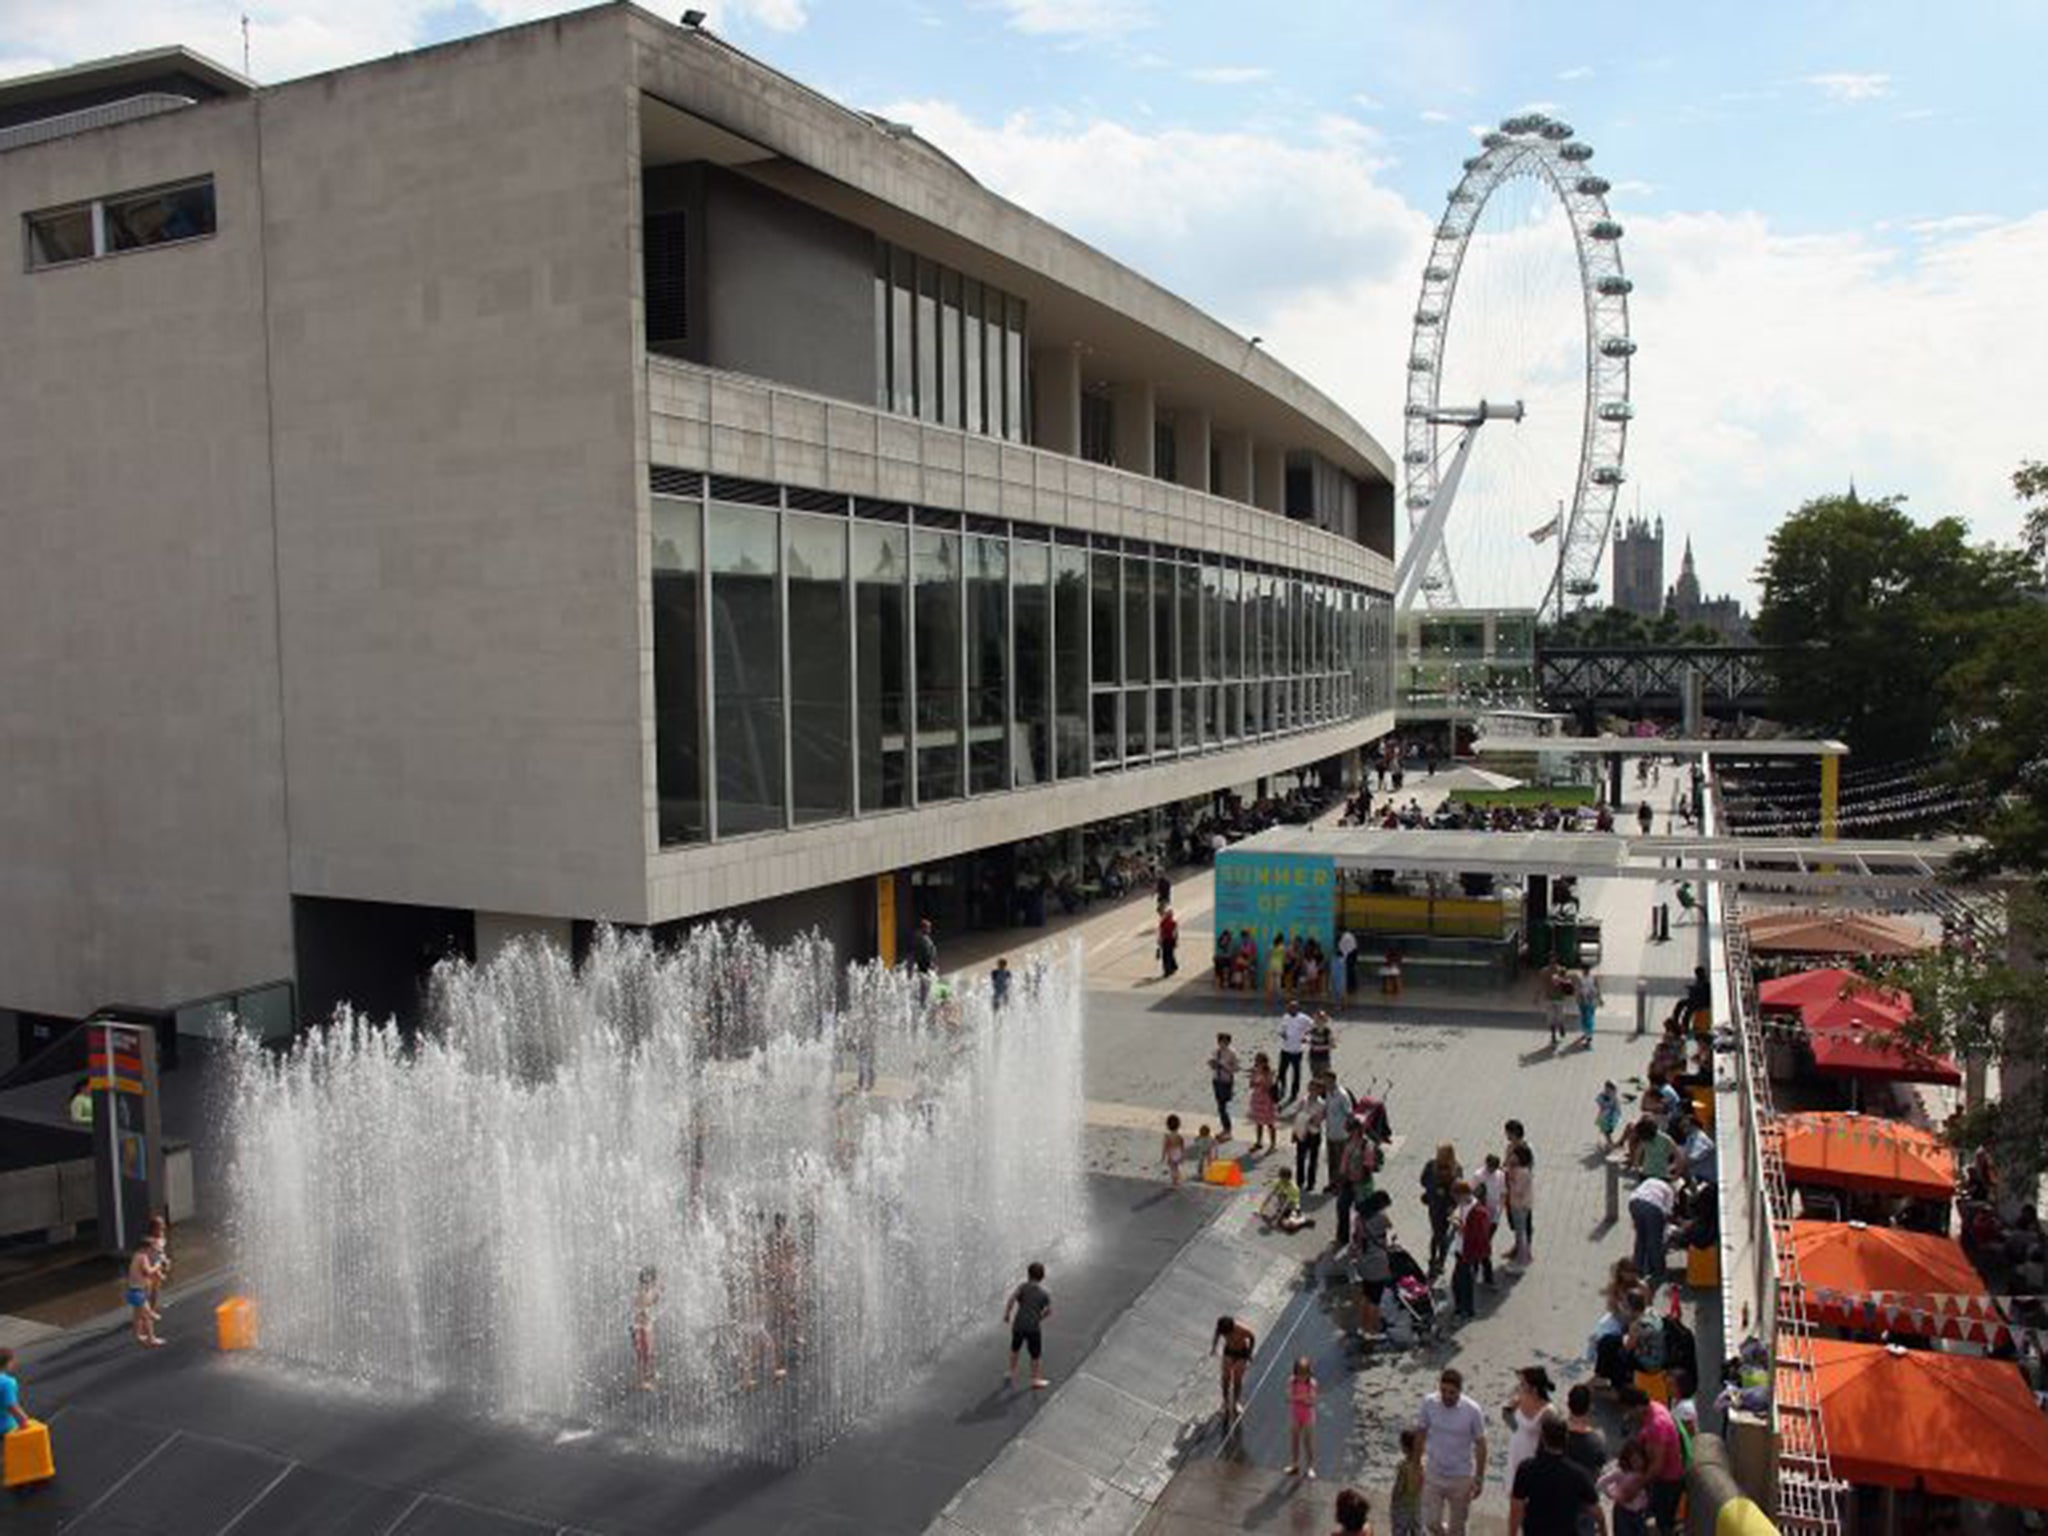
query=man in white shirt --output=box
[1277,1000,1310,1104]
[1337,928,1359,996]
[1417,1366,1489,1536]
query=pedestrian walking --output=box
[1421,1143,1462,1277]
[1293,1081,1328,1191]
[1004,1260,1053,1389]
[1338,1486,1376,1536]
[1158,906,1180,977]
[1563,1383,1609,1483]
[1573,962,1601,1047]
[1415,1367,1488,1536]
[1505,1142,1536,1266]
[1322,1074,1354,1193]
[1335,1125,1380,1250]
[0,1348,28,1434]
[1156,873,1173,914]
[1338,927,1360,996]
[1511,1410,1602,1536]
[1249,1052,1280,1152]
[990,956,1012,1010]
[1595,1082,1622,1147]
[1474,1155,1506,1287]
[1212,1315,1256,1421]
[1278,999,1310,1103]
[1450,1182,1491,1319]
[1503,1120,1534,1249]
[1598,1441,1653,1536]
[1540,963,1568,1047]
[1209,1033,1239,1141]
[1636,800,1653,837]
[1308,1011,1336,1084]
[1617,1385,1687,1536]
[1502,1366,1556,1493]
[1628,1176,1676,1286]
[1349,1188,1395,1338]
[126,1239,165,1348]
[1391,1430,1425,1536]
[1287,1355,1321,1477]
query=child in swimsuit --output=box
[1162,1114,1186,1186]
[1286,1355,1319,1477]
[126,1242,164,1348]
[631,1265,661,1390]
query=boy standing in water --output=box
[126,1240,165,1347]
[631,1265,662,1390]
[1004,1261,1052,1389]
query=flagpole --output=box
[1554,499,1566,624]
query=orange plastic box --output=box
[216,1295,259,1352]
[3,1420,55,1488]
[1203,1161,1245,1188]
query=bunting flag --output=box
[1528,516,1561,544]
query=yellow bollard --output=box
[215,1295,259,1352]
[2,1420,55,1488]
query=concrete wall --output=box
[260,14,650,924]
[700,168,877,408]
[0,97,295,1019]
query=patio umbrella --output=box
[1758,968,1914,1032]
[1780,1339,2048,1507]
[1746,910,1930,959]
[1770,1112,1956,1199]
[1788,1220,1995,1336]
[1805,1027,1959,1087]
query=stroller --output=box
[1351,1081,1394,1146]
[1384,1240,1441,1346]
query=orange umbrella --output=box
[1788,1220,1994,1334]
[1780,1339,2048,1506]
[1770,1112,1956,1199]
[1747,910,1930,958]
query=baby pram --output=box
[1384,1241,1440,1345]
[1352,1089,1394,1146]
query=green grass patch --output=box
[1447,784,1598,809]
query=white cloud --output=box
[1186,65,1270,85]
[992,0,1152,39]
[714,0,811,31]
[1805,71,1892,102]
[1419,109,1453,123]
[885,100,2048,606]
[1351,92,1385,112]
[1558,65,1594,81]
[1905,214,2000,237]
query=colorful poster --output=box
[1213,850,1338,985]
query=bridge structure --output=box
[1536,644,1773,720]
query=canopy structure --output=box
[1789,1221,1994,1334]
[1771,1112,1956,1199]
[1747,909,1931,959]
[1434,765,1524,793]
[1807,1029,1960,1087]
[1781,1340,2048,1506]
[1759,970,1956,1085]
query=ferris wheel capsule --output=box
[1541,120,1574,140]
[1408,356,1435,373]
[1589,219,1623,240]
[1481,131,1510,148]
[1575,175,1611,195]
[1590,466,1625,486]
[1596,276,1634,296]
[1415,310,1442,327]
[1600,337,1637,357]
[1424,265,1452,282]
[1560,142,1595,162]
[1599,402,1635,422]
[1462,156,1488,172]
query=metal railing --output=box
[0,93,196,154]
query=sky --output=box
[5,0,2045,604]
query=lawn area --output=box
[1447,784,1598,808]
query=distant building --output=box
[1611,515,1665,617]
[1666,538,1751,641]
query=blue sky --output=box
[6,0,2044,604]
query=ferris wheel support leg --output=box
[1395,422,1482,610]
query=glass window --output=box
[1201,563,1223,681]
[1178,563,1201,682]
[1054,545,1090,778]
[855,523,909,812]
[102,179,215,253]
[1175,685,1196,750]
[1014,541,1052,787]
[25,204,92,268]
[788,515,851,825]
[1005,295,1027,441]
[939,269,962,427]
[914,529,962,800]
[966,534,1008,794]
[963,280,985,436]
[652,497,705,845]
[1153,557,1174,683]
[1090,550,1120,686]
[710,502,784,835]
[915,259,939,422]
[1123,553,1150,684]
[1126,688,1151,760]
[890,246,915,416]
[874,246,889,408]
[985,302,1006,441]
[1092,692,1121,769]
[1223,566,1243,681]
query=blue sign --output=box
[1214,850,1337,985]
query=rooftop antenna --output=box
[241,13,251,76]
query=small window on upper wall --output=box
[24,176,215,270]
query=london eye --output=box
[1395,113,1635,616]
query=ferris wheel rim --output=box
[1401,113,1633,614]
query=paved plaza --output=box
[5,778,1717,1535]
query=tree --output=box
[1753,491,2033,763]
[2018,460,2048,578]
[1943,600,2048,880]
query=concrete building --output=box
[0,7,1398,1045]
[1611,514,1664,618]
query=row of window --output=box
[25,176,216,270]
[874,240,1029,442]
[652,480,1394,846]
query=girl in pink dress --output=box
[1286,1355,1319,1477]
[1249,1053,1279,1153]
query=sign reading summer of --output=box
[1214,850,1339,973]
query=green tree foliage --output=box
[1943,601,2048,880]
[2018,460,2048,577]
[1753,491,2034,762]
[1540,606,1722,648]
